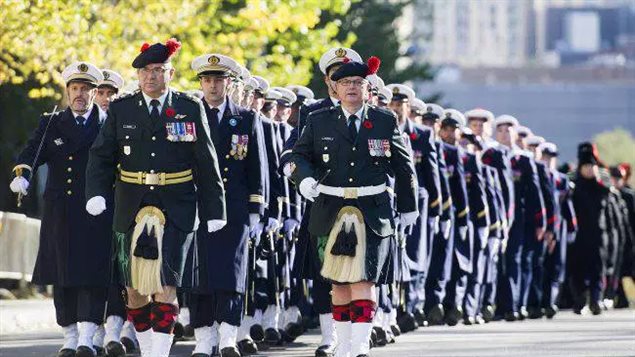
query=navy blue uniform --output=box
[16,105,112,326]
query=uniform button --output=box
[350,162,355,166]
[224,168,228,172]
[66,190,72,195]
[150,186,155,190]
[151,153,156,157]
[150,170,155,174]
[223,178,228,183]
[67,179,72,184]
[67,167,72,172]
[324,146,328,150]
[349,178,353,182]
[352,147,356,151]
[225,155,230,159]
[68,156,73,160]
[152,136,156,141]
[125,135,130,139]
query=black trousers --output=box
[105,285,127,319]
[53,286,108,327]
[189,290,244,327]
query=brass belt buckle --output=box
[144,173,160,185]
[343,187,358,199]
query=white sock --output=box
[150,331,173,357]
[93,324,105,347]
[77,321,98,350]
[334,321,351,357]
[350,322,372,356]
[284,306,302,328]
[238,315,254,341]
[211,321,219,347]
[193,326,213,354]
[178,307,191,326]
[105,315,124,344]
[135,329,152,357]
[319,313,337,347]
[121,321,137,342]
[253,309,263,325]
[263,305,280,330]
[373,309,384,328]
[218,322,238,349]
[389,308,398,325]
[61,323,78,350]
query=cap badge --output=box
[78,63,88,72]
[335,48,347,57]
[208,56,220,65]
[103,71,110,80]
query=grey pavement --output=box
[0,306,634,356]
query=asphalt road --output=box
[0,309,634,356]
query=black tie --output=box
[348,114,358,140]
[150,99,161,121]
[210,108,220,124]
[76,116,85,126]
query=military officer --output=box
[86,39,227,357]
[95,69,124,112]
[186,53,266,357]
[10,61,110,357]
[376,86,392,108]
[291,57,418,357]
[279,47,363,357]
[385,84,441,331]
[523,135,557,319]
[420,103,453,326]
[493,115,545,322]
[437,109,471,326]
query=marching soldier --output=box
[187,53,266,357]
[279,47,363,357]
[420,103,453,326]
[385,84,441,331]
[493,115,545,322]
[437,109,470,327]
[291,57,418,357]
[86,39,227,357]
[10,62,111,357]
[465,108,511,322]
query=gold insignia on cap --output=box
[392,87,400,94]
[445,112,452,118]
[78,63,88,72]
[335,48,347,57]
[292,88,298,94]
[427,107,433,112]
[208,56,220,65]
[103,71,110,80]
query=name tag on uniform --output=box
[166,122,197,142]
[123,124,136,129]
[368,139,391,157]
[230,134,249,160]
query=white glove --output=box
[266,217,280,232]
[10,176,29,195]
[86,196,106,216]
[458,225,468,241]
[249,214,261,230]
[440,220,451,240]
[567,232,576,244]
[400,211,418,227]
[207,219,227,233]
[250,222,264,239]
[283,163,293,177]
[299,177,319,202]
[284,218,300,235]
[428,216,440,234]
[478,227,488,249]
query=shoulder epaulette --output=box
[308,106,336,117]
[112,89,139,103]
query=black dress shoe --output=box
[355,355,369,357]
[504,311,518,321]
[94,345,105,356]
[386,330,395,344]
[463,316,475,325]
[527,307,544,319]
[315,344,336,357]
[119,337,136,353]
[427,304,445,325]
[544,305,558,319]
[237,339,258,355]
[474,315,485,325]
[397,312,417,333]
[370,327,377,348]
[285,322,304,340]
[445,306,462,327]
[589,302,602,315]
[250,324,265,342]
[173,321,185,340]
[481,305,494,322]
[75,345,96,357]
[372,326,387,347]
[104,341,126,357]
[279,328,291,344]
[220,346,242,357]
[264,327,281,345]
[390,323,401,337]
[518,306,528,320]
[184,324,195,338]
[57,349,76,357]
[413,309,427,327]
[191,354,211,357]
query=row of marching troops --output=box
[8,38,634,357]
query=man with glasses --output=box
[86,39,227,357]
[291,57,418,357]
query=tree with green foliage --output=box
[594,128,635,186]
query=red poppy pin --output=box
[409,132,418,141]
[166,107,176,118]
[363,120,373,129]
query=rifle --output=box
[17,105,58,207]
